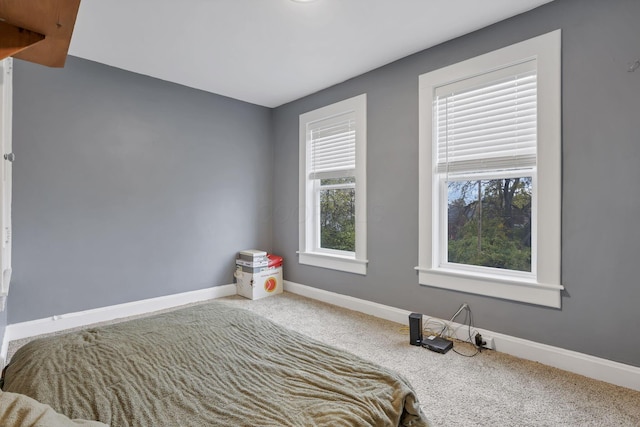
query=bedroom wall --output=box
[8,57,273,323]
[272,0,640,367]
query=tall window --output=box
[417,31,562,307]
[299,94,367,274]
[437,61,537,275]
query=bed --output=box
[1,301,429,426]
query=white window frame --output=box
[299,94,367,275]
[417,30,563,308]
[0,58,13,310]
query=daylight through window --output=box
[299,94,367,274]
[417,30,563,307]
[436,61,537,277]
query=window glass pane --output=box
[447,177,532,272]
[319,183,355,252]
[320,177,355,186]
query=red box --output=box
[267,253,283,268]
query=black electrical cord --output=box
[450,304,480,357]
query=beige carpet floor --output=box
[7,292,640,426]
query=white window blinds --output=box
[435,60,537,175]
[308,112,356,180]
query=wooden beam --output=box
[0,20,45,60]
[0,0,82,67]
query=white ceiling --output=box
[68,0,554,108]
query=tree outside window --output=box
[319,177,355,252]
[447,177,532,272]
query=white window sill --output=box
[298,251,367,275]
[415,266,563,308]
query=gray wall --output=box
[6,0,639,369]
[272,0,640,367]
[9,57,273,323]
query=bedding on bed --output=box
[2,301,429,427]
[0,391,108,427]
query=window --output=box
[299,94,367,274]
[417,30,562,307]
[0,58,13,309]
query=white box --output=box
[235,258,269,268]
[235,263,278,274]
[235,266,283,300]
[238,249,268,262]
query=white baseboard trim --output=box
[284,280,640,392]
[4,281,638,392]
[284,280,411,324]
[2,284,237,363]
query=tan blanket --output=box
[3,301,429,427]
[0,391,108,427]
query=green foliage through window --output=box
[319,177,355,252]
[447,177,532,272]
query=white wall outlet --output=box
[481,335,495,350]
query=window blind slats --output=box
[436,114,536,145]
[437,136,537,161]
[437,84,536,116]
[309,114,356,180]
[312,140,355,156]
[435,64,537,174]
[437,97,536,122]
[439,77,536,100]
[311,131,355,145]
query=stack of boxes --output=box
[234,249,283,300]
